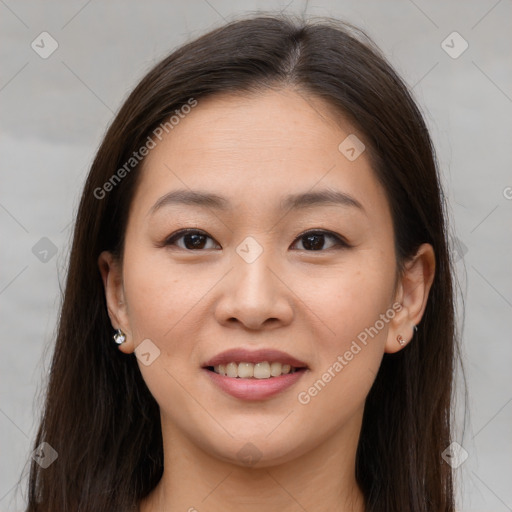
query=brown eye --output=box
[291,230,349,251]
[164,229,220,250]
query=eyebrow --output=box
[148,188,365,216]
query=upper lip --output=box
[202,348,308,368]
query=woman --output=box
[25,13,458,512]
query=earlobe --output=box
[385,243,435,354]
[97,251,133,353]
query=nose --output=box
[214,248,294,331]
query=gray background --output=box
[1,1,511,510]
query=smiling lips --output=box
[202,347,308,374]
[202,347,309,400]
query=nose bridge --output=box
[215,234,293,328]
[232,234,277,300]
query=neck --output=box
[140,411,366,512]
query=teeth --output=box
[270,362,283,377]
[226,362,238,378]
[238,362,253,378]
[254,362,270,379]
[212,361,298,378]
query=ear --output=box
[385,243,436,353]
[97,251,134,354]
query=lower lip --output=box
[203,368,308,401]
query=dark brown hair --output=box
[25,13,458,511]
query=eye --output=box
[291,230,350,251]
[162,228,350,252]
[164,229,220,250]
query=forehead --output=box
[129,88,391,223]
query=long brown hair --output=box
[25,14,458,511]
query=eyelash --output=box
[162,228,351,252]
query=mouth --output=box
[201,348,309,400]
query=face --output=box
[100,88,431,467]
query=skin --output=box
[99,88,435,512]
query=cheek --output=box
[308,254,395,348]
[123,270,173,339]
[295,286,390,423]
[121,251,199,343]
[121,254,209,414]
[121,249,227,374]
[296,253,396,406]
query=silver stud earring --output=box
[397,334,406,346]
[113,328,126,345]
